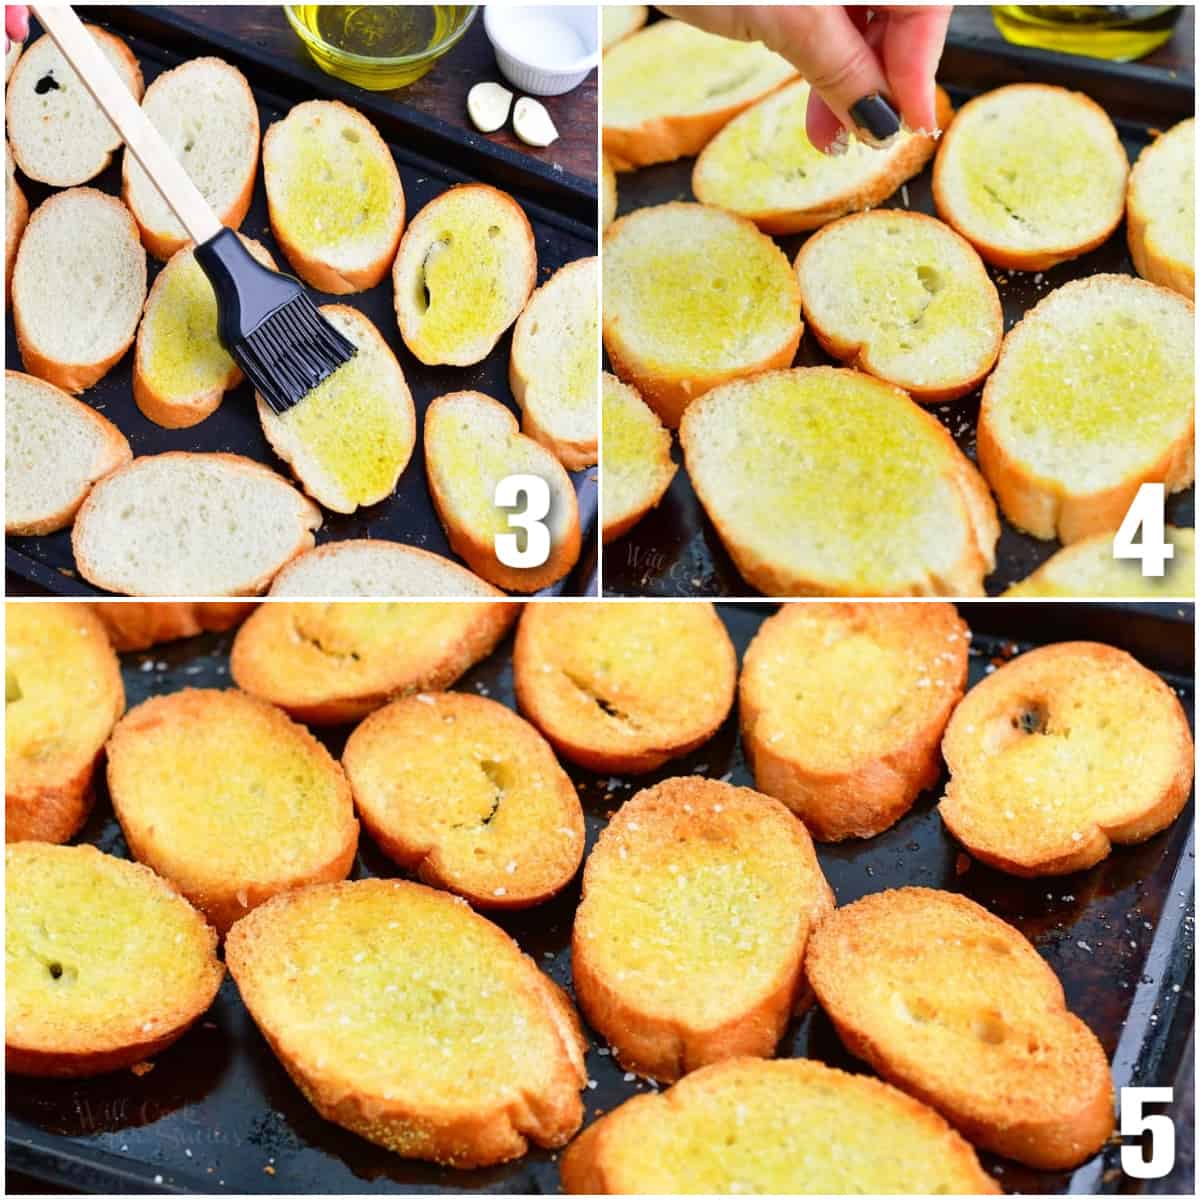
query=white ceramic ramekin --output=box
[483,5,599,96]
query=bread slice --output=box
[600,371,676,542]
[601,5,647,50]
[603,202,802,428]
[393,184,536,366]
[225,878,587,1166]
[573,778,833,1082]
[343,692,584,908]
[794,210,1002,402]
[258,305,416,513]
[509,256,598,470]
[122,57,258,261]
[263,99,405,294]
[601,156,617,230]
[694,80,949,235]
[5,38,21,82]
[133,236,277,429]
[230,600,518,724]
[680,367,1000,596]
[941,641,1193,876]
[5,371,131,535]
[5,27,143,186]
[978,274,1194,543]
[602,20,796,170]
[72,452,322,597]
[5,143,27,303]
[1127,117,1194,299]
[269,540,503,597]
[107,688,358,933]
[12,188,147,394]
[6,843,223,1077]
[513,601,736,773]
[91,602,256,651]
[424,390,581,593]
[561,1056,1000,1194]
[6,602,125,845]
[740,602,968,841]
[932,83,1128,271]
[807,887,1115,1169]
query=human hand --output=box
[6,5,29,52]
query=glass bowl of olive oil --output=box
[285,5,478,90]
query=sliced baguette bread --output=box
[12,188,147,394]
[509,256,598,470]
[91,602,255,651]
[940,641,1193,876]
[604,202,802,428]
[5,38,21,82]
[5,371,131,535]
[6,843,223,1077]
[1127,117,1194,299]
[269,540,503,597]
[573,778,834,1082]
[600,371,676,543]
[561,1056,999,1195]
[6,603,125,845]
[978,274,1194,543]
[393,184,536,366]
[740,602,968,841]
[933,83,1128,271]
[343,692,584,908]
[122,57,258,261]
[225,879,587,1166]
[424,390,581,593]
[263,99,405,294]
[230,600,518,724]
[71,452,322,597]
[5,143,27,302]
[601,5,647,50]
[513,600,736,774]
[601,156,617,230]
[258,305,415,513]
[602,20,796,170]
[806,887,1115,1169]
[679,367,1000,596]
[133,236,276,429]
[794,210,1002,402]
[6,27,143,186]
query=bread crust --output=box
[5,150,27,304]
[91,602,255,651]
[1127,120,1195,299]
[601,374,677,544]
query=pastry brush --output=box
[31,4,356,414]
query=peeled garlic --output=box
[468,81,513,134]
[513,97,559,148]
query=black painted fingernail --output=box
[849,93,901,143]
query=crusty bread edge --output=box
[5,162,27,304]
[1126,120,1194,299]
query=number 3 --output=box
[494,474,551,569]
[1113,483,1173,577]
[1120,1086,1175,1179]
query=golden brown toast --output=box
[91,601,255,651]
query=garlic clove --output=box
[513,97,559,148]
[468,81,514,134]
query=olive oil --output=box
[993,6,1181,62]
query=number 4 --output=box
[1120,1086,1175,1179]
[1113,484,1173,577]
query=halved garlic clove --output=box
[513,97,559,148]
[468,81,513,134]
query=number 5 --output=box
[1120,1086,1174,1179]
[494,474,551,569]
[1113,483,1173,577]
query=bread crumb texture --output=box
[600,372,675,531]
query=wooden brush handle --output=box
[31,4,221,244]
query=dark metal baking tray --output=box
[4,6,599,598]
[5,601,1194,1194]
[602,26,1195,598]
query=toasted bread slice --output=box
[601,5,647,50]
[72,452,322,597]
[509,256,598,470]
[6,843,223,1077]
[741,602,968,841]
[12,188,147,394]
[604,202,802,428]
[933,83,1128,271]
[513,601,736,773]
[600,372,676,543]
[6,603,125,845]
[225,879,587,1166]
[1127,117,1194,299]
[602,21,796,170]
[6,27,143,186]
[794,210,1002,402]
[5,143,27,302]
[230,600,517,724]
[91,602,255,651]
[978,274,1194,543]
[807,887,1115,1169]
[343,692,584,908]
[107,688,358,933]
[122,57,258,261]
[680,367,1000,596]
[601,156,617,229]
[258,305,416,513]
[424,390,581,593]
[393,184,536,366]
[263,99,405,294]
[5,371,131,535]
[694,80,949,236]
[941,641,1193,875]
[573,778,833,1082]
[561,1056,1000,1194]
